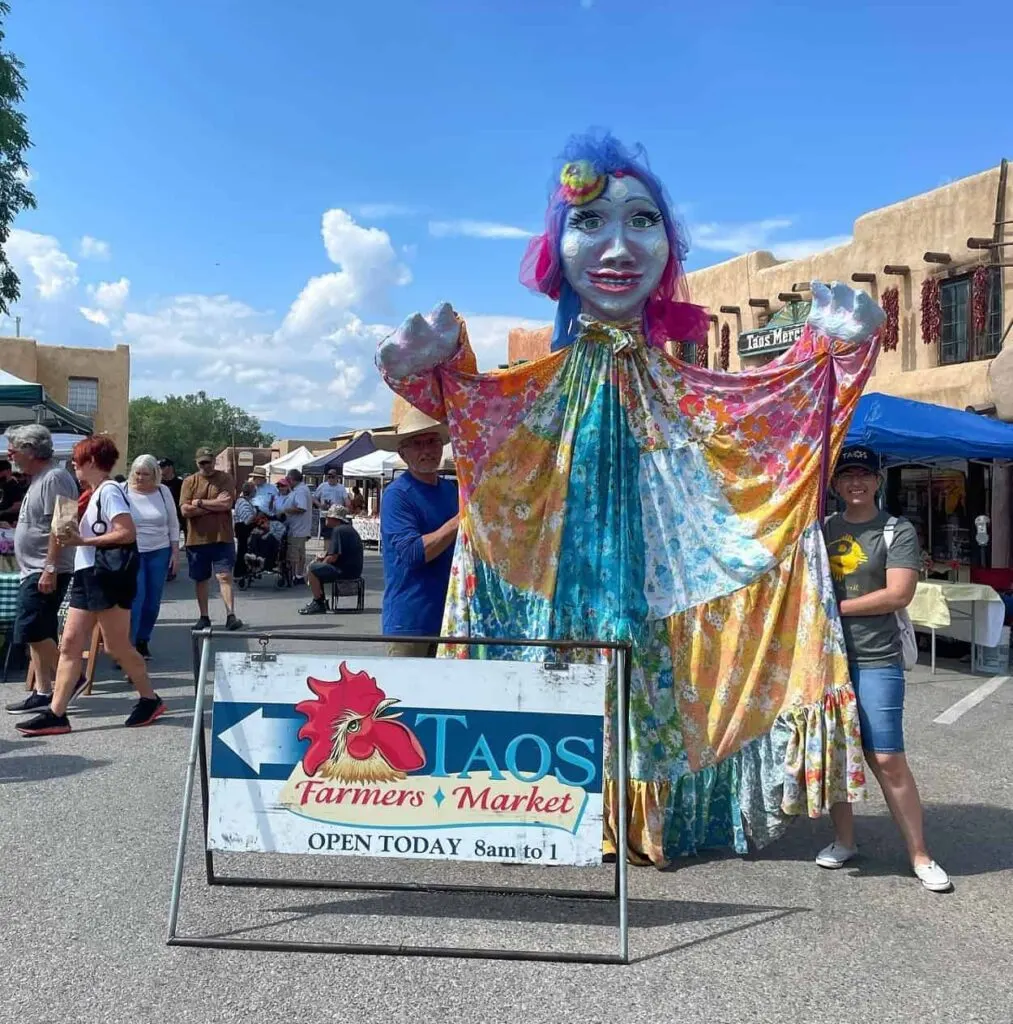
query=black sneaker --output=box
[16,709,71,736]
[136,640,152,660]
[124,695,166,728]
[225,613,243,631]
[6,691,52,715]
[298,598,328,616]
[194,615,211,631]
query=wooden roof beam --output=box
[719,305,741,314]
[923,251,952,264]
[747,298,770,308]
[851,272,877,283]
[778,292,804,302]
[883,264,910,276]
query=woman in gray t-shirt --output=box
[817,446,950,893]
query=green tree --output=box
[0,1,36,315]
[128,391,274,475]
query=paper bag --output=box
[52,494,80,542]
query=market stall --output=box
[261,445,317,481]
[0,370,92,434]
[301,431,375,477]
[846,392,1013,579]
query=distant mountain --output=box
[260,421,351,442]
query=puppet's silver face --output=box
[559,175,670,323]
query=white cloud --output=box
[355,202,419,219]
[15,166,34,185]
[1,212,537,429]
[90,277,130,310]
[79,235,111,260]
[78,307,110,326]
[429,220,533,240]
[7,229,79,299]
[691,217,851,260]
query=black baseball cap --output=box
[157,458,174,468]
[835,446,881,474]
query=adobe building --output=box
[0,335,130,461]
[509,161,1012,422]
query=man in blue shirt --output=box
[371,408,458,657]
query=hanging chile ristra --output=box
[881,287,900,351]
[920,277,941,344]
[696,336,709,368]
[720,323,730,370]
[971,265,990,338]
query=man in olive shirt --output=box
[180,447,242,631]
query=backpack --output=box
[883,516,919,672]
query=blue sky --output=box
[5,0,1010,428]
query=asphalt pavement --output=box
[1,549,1011,1024]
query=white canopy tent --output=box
[342,443,454,480]
[262,446,318,478]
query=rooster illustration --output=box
[295,663,426,783]
[828,536,867,581]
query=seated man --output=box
[299,505,364,615]
[246,512,282,572]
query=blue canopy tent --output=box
[301,431,375,475]
[846,392,1013,462]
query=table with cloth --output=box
[351,517,380,545]
[909,580,1006,674]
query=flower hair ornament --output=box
[558,160,606,206]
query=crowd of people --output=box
[0,389,945,888]
[2,430,370,737]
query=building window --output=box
[67,377,98,416]
[939,268,1002,366]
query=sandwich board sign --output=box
[208,653,608,867]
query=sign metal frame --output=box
[166,628,632,964]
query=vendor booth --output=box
[301,431,375,477]
[847,392,1013,672]
[261,445,316,480]
[0,370,93,435]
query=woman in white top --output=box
[16,435,164,737]
[125,454,180,659]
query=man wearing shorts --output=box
[180,447,242,631]
[819,445,950,892]
[4,425,79,715]
[298,505,363,615]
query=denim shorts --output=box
[849,660,905,754]
[186,541,236,583]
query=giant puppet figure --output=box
[377,132,885,867]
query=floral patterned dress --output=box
[382,316,873,867]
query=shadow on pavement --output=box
[752,801,1013,876]
[207,890,804,932]
[0,751,112,783]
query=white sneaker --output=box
[815,841,858,869]
[913,860,952,892]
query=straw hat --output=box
[369,406,450,452]
[250,465,268,479]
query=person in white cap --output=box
[370,407,458,656]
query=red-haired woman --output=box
[17,435,165,736]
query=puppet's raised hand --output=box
[806,281,885,343]
[376,302,461,379]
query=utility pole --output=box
[15,316,20,337]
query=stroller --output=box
[237,513,292,589]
